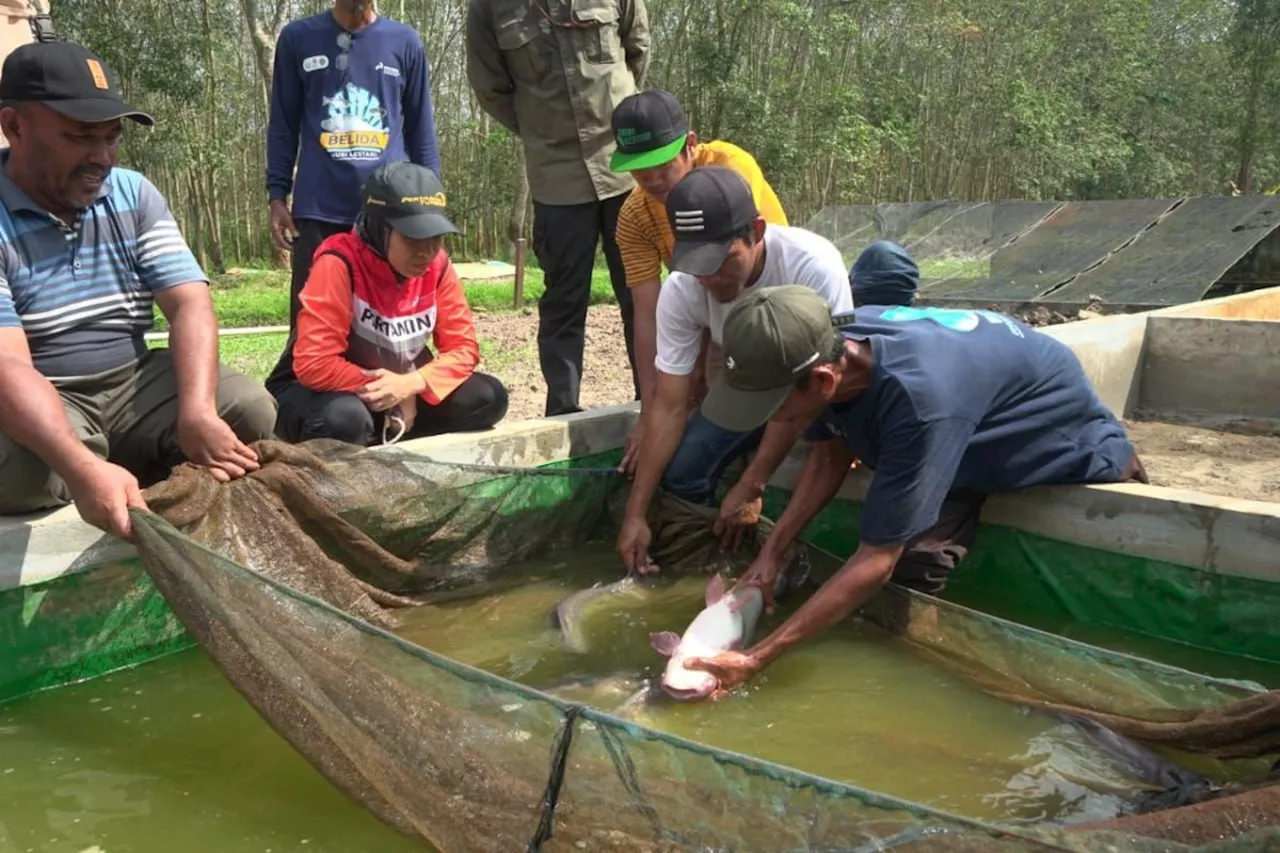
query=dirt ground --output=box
[473,304,636,422]
[475,309,1279,506]
[472,300,1094,423]
[1125,419,1280,503]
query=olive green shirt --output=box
[466,0,650,206]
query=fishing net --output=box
[130,439,1280,853]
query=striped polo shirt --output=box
[0,156,207,378]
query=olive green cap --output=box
[702,285,840,433]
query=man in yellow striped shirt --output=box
[610,90,787,474]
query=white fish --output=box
[648,573,765,701]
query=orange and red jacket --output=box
[292,231,480,405]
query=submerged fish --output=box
[540,671,663,717]
[648,572,769,701]
[551,575,647,654]
[1058,712,1215,810]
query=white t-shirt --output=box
[655,224,853,376]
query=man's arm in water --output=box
[749,540,903,666]
[617,369,691,570]
[692,416,976,687]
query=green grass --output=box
[916,257,990,280]
[149,330,511,386]
[147,332,288,384]
[153,265,620,333]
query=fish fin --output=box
[649,631,681,657]
[725,588,756,613]
[705,573,727,606]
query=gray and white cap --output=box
[665,166,759,277]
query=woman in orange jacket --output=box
[268,161,508,445]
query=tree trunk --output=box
[507,146,529,260]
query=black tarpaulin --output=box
[1049,196,1280,306]
[918,199,1180,301]
[804,195,1279,309]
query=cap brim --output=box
[44,97,154,126]
[669,238,731,277]
[388,211,461,239]
[700,377,792,434]
[610,134,687,172]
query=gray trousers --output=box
[0,349,277,514]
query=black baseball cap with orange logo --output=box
[362,161,461,239]
[0,41,154,126]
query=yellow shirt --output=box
[614,141,787,286]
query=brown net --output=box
[129,439,1280,852]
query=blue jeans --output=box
[659,410,765,506]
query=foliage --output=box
[53,0,1280,269]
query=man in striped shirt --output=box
[608,90,787,475]
[0,41,276,540]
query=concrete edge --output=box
[768,451,1280,584]
[0,404,640,591]
[4,285,1280,592]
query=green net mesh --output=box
[129,440,1280,852]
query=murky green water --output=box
[0,654,428,853]
[3,543,1271,850]
[395,546,1175,826]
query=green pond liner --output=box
[3,444,1279,851]
[3,449,1278,703]
[759,485,1280,673]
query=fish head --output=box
[659,655,719,701]
[651,631,718,698]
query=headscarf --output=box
[850,240,920,307]
[355,210,394,261]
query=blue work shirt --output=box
[805,305,1136,546]
[266,12,441,225]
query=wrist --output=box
[733,475,766,500]
[623,490,652,521]
[58,445,106,487]
[743,642,773,671]
[177,403,218,426]
[759,533,789,562]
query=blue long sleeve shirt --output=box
[266,12,441,225]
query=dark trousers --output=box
[893,450,1152,595]
[272,373,509,446]
[532,193,637,417]
[660,410,765,506]
[289,218,352,331]
[0,350,277,513]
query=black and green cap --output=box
[609,89,689,172]
[362,161,460,239]
[702,285,842,433]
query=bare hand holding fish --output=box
[712,481,764,552]
[732,550,787,614]
[682,650,763,700]
[616,515,661,575]
[649,567,803,701]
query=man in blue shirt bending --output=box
[679,286,1148,697]
[265,0,440,336]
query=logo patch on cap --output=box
[401,192,447,207]
[673,209,705,232]
[617,128,652,147]
[86,59,109,90]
